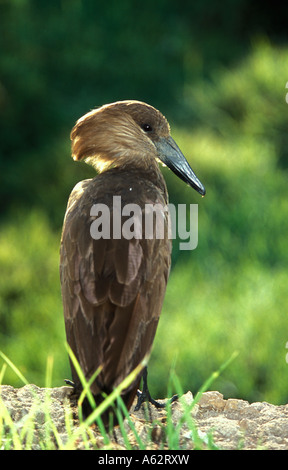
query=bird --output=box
[60,100,205,426]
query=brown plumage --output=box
[60,100,205,424]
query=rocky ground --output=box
[1,384,288,450]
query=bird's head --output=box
[70,100,205,196]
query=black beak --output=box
[155,136,206,196]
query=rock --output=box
[0,384,74,449]
[193,391,288,450]
[1,384,288,450]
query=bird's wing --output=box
[60,176,171,401]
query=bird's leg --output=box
[134,366,178,411]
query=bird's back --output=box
[60,166,172,419]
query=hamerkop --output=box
[60,100,205,425]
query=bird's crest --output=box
[70,100,170,173]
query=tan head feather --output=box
[70,100,170,173]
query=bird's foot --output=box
[134,366,178,411]
[134,388,178,411]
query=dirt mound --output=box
[1,384,287,450]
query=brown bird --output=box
[60,100,205,425]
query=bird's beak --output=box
[155,136,206,196]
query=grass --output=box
[0,350,238,450]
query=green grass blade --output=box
[0,395,22,450]
[83,358,147,427]
[193,350,239,406]
[65,343,99,412]
[116,395,146,450]
[45,355,54,389]
[0,351,29,386]
[0,363,7,385]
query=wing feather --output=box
[60,170,171,409]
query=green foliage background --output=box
[0,1,288,405]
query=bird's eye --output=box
[142,123,153,132]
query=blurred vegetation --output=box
[0,1,288,405]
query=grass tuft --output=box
[0,349,237,449]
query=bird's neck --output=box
[105,158,168,201]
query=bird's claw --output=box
[134,389,178,411]
[134,366,178,411]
